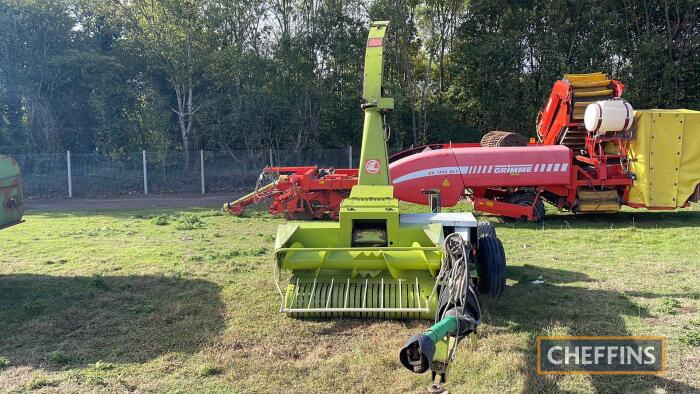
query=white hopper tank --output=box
[584,99,633,135]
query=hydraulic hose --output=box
[399,233,482,374]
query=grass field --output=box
[1,204,699,393]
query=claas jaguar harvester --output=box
[273,21,506,392]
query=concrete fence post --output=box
[142,150,148,195]
[66,151,73,198]
[200,149,205,194]
[269,148,274,167]
[348,146,353,168]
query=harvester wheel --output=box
[480,131,528,147]
[477,221,496,239]
[286,199,314,221]
[507,192,545,222]
[476,232,506,297]
[307,199,326,219]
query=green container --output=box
[0,154,24,229]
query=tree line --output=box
[0,0,697,159]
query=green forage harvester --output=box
[272,21,507,392]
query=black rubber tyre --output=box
[476,234,506,297]
[477,221,496,239]
[480,131,528,147]
[507,192,545,222]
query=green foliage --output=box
[657,297,681,314]
[89,275,109,290]
[198,364,224,377]
[176,213,205,230]
[448,0,699,137]
[250,246,268,256]
[151,215,170,226]
[680,329,700,347]
[0,356,10,369]
[48,350,69,365]
[199,209,224,218]
[25,377,54,390]
[92,361,115,371]
[680,318,700,346]
[0,0,697,154]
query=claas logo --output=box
[365,159,380,174]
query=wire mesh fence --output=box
[12,153,69,198]
[71,152,143,197]
[148,151,202,195]
[9,149,354,199]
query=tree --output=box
[0,0,696,157]
[110,0,208,167]
[0,0,75,151]
[615,0,699,109]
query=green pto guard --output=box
[273,21,447,319]
[0,154,24,229]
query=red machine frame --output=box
[228,74,697,221]
[225,166,358,219]
[389,74,639,221]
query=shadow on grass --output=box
[22,208,214,220]
[270,264,697,392]
[19,209,274,225]
[485,264,697,393]
[0,274,225,369]
[483,207,700,230]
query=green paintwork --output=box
[273,21,445,319]
[358,20,392,186]
[0,154,24,229]
[424,316,459,343]
[418,317,461,375]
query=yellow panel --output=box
[572,110,585,119]
[627,110,700,208]
[564,72,607,83]
[572,101,596,119]
[577,189,620,212]
[572,88,613,98]
[570,80,612,88]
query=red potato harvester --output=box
[390,72,636,221]
[390,145,573,221]
[226,73,700,221]
[391,72,700,220]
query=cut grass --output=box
[0,204,699,393]
[198,364,224,377]
[47,351,69,365]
